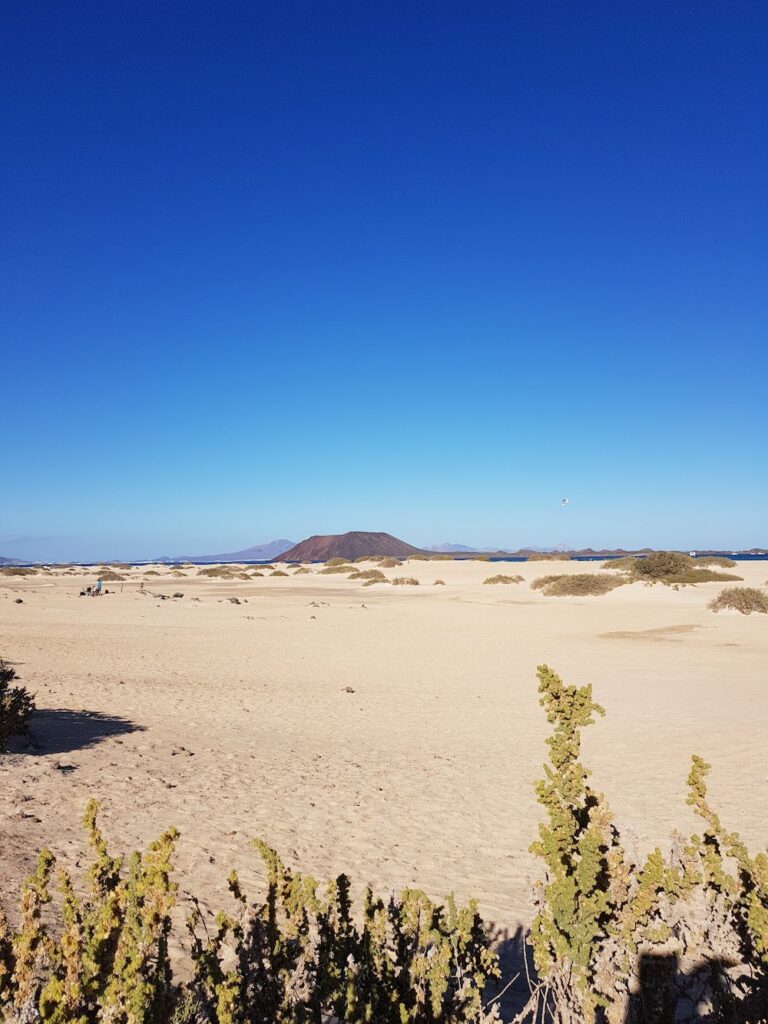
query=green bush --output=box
[270,570,289,577]
[531,573,625,596]
[320,564,353,574]
[524,664,768,1022]
[483,574,523,585]
[293,567,312,574]
[0,805,496,1023]
[0,660,35,753]
[325,557,349,566]
[708,586,768,615]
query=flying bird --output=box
[560,497,570,506]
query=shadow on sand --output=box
[10,708,143,755]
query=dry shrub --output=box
[409,554,431,560]
[471,554,491,561]
[430,553,453,561]
[348,568,386,581]
[362,578,391,587]
[433,579,445,585]
[532,573,625,596]
[696,555,738,568]
[606,551,743,587]
[257,564,275,570]
[143,570,161,577]
[270,570,289,577]
[353,556,371,563]
[98,570,125,582]
[483,574,523,585]
[320,564,353,574]
[1,660,35,752]
[0,566,37,576]
[325,557,349,566]
[197,567,238,579]
[600,556,637,570]
[527,552,571,561]
[250,571,264,578]
[708,586,768,615]
[378,557,402,568]
[293,567,312,575]
[391,576,419,586]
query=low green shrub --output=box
[325,557,349,566]
[708,586,768,615]
[378,558,402,568]
[532,573,625,596]
[270,570,289,577]
[0,660,35,753]
[483,574,523,585]
[320,565,354,574]
[0,805,496,1023]
[98,570,125,582]
[293,567,312,575]
[362,578,391,587]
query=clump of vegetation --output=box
[197,566,237,579]
[521,664,768,1022]
[348,568,386,581]
[0,804,496,1023]
[471,554,491,562]
[270,570,289,577]
[483,574,523,585]
[98,570,125,582]
[604,550,743,587]
[695,555,738,568]
[362,577,391,587]
[527,552,570,561]
[600,555,636,570]
[249,571,264,578]
[409,553,431,560]
[708,586,768,615]
[325,557,349,566]
[320,564,354,574]
[391,576,420,586]
[293,567,312,575]
[0,566,37,576]
[1,660,35,753]
[377,557,402,568]
[143,570,161,577]
[430,553,453,561]
[532,573,625,596]
[434,579,445,585]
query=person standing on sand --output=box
[95,578,102,596]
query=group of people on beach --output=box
[80,578,103,597]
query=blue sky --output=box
[2,1,766,560]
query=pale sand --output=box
[1,559,767,957]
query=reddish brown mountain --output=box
[278,531,425,562]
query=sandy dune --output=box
[1,558,766,963]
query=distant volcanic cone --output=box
[278,531,425,561]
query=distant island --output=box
[278,531,425,562]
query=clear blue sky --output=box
[2,1,766,560]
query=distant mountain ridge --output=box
[425,543,478,552]
[169,539,295,563]
[279,531,425,562]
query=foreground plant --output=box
[0,661,35,753]
[524,664,768,1023]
